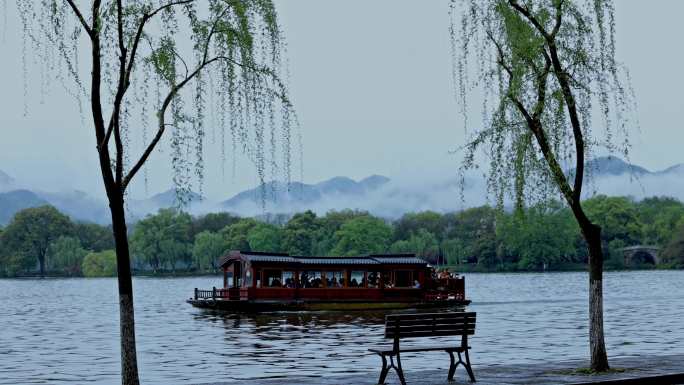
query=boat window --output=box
[367,271,381,288]
[300,271,323,288]
[349,271,365,288]
[381,271,392,288]
[325,271,345,288]
[255,270,262,288]
[380,271,392,288]
[226,272,234,287]
[244,268,253,287]
[264,270,283,287]
[394,270,413,287]
[283,271,296,288]
[233,263,242,287]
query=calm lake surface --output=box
[1,270,683,384]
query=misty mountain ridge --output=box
[583,155,650,176]
[221,175,391,208]
[0,189,48,224]
[0,170,15,191]
[1,157,684,224]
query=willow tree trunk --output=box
[38,253,46,277]
[108,192,140,385]
[580,221,609,371]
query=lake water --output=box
[1,270,683,384]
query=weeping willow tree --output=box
[16,1,297,383]
[452,0,635,371]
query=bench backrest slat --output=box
[384,312,476,339]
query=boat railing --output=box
[424,276,466,301]
[425,291,465,301]
[194,287,230,300]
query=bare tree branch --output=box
[65,0,93,36]
[89,0,118,191]
[148,0,196,19]
[551,0,565,38]
[125,0,196,83]
[202,5,233,63]
[508,0,551,40]
[113,0,127,184]
[532,50,552,119]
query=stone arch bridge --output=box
[620,245,660,266]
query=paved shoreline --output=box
[202,354,684,385]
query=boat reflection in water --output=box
[188,250,469,312]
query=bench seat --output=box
[368,345,470,354]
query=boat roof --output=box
[218,250,428,268]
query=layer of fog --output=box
[5,164,684,224]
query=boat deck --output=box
[187,298,471,312]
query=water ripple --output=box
[0,271,683,384]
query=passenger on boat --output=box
[413,280,421,289]
[300,273,309,288]
[367,272,378,287]
[350,278,359,287]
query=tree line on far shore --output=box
[2,195,684,278]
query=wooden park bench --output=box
[369,312,476,385]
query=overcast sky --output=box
[0,1,682,201]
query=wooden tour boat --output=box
[188,250,470,312]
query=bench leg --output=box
[447,351,459,381]
[376,352,407,385]
[378,355,390,385]
[395,353,407,385]
[462,350,476,382]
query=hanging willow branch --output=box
[18,0,299,206]
[451,0,637,209]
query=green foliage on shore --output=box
[0,205,114,277]
[330,216,393,256]
[48,236,88,276]
[0,206,73,276]
[2,195,684,277]
[192,231,229,272]
[82,250,117,278]
[130,209,192,273]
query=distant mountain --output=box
[0,170,15,191]
[0,186,204,225]
[33,190,110,224]
[656,163,684,176]
[128,188,203,220]
[569,156,684,202]
[218,158,684,218]
[584,156,650,176]
[360,175,391,190]
[0,189,48,225]
[316,176,365,195]
[145,188,202,207]
[221,175,391,211]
